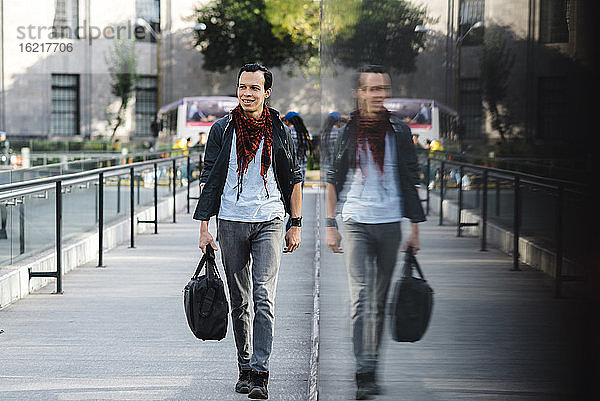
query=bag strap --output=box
[403,247,426,280]
[193,246,217,279]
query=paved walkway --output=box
[319,207,590,400]
[0,188,592,400]
[0,190,318,401]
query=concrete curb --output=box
[426,190,582,278]
[0,186,198,309]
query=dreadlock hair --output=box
[289,115,311,154]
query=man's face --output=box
[237,71,271,115]
[357,73,391,115]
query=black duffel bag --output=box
[183,246,228,341]
[390,247,433,342]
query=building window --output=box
[540,0,569,43]
[460,78,482,140]
[52,0,79,39]
[134,76,157,137]
[51,74,80,136]
[135,0,160,43]
[537,77,566,140]
[459,0,484,45]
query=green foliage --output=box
[193,0,317,72]
[105,39,138,139]
[481,26,515,142]
[325,0,430,73]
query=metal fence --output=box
[0,149,202,185]
[0,152,203,293]
[423,156,587,298]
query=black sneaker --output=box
[236,368,252,394]
[248,370,269,399]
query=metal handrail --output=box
[420,149,587,182]
[425,156,587,298]
[1,148,202,178]
[2,152,203,294]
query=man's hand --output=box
[401,223,420,254]
[198,221,218,254]
[284,226,301,253]
[327,227,343,253]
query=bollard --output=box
[512,175,520,271]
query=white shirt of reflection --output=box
[341,133,403,224]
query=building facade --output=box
[0,0,593,146]
[406,0,593,145]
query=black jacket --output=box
[326,113,426,223]
[193,107,303,221]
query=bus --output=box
[157,96,238,148]
[383,98,458,147]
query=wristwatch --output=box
[290,217,302,227]
[325,218,338,228]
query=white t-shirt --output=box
[218,132,285,222]
[341,133,403,224]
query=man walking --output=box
[193,63,303,399]
[325,65,426,399]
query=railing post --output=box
[481,169,488,251]
[457,165,463,237]
[439,161,445,226]
[136,173,141,205]
[117,176,121,214]
[426,157,430,215]
[98,172,104,267]
[130,167,135,248]
[172,159,177,223]
[55,181,63,293]
[154,163,158,234]
[95,181,98,223]
[187,156,191,214]
[475,173,480,208]
[512,175,521,271]
[555,185,564,298]
[495,177,501,217]
[19,202,25,254]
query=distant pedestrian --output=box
[283,112,311,187]
[326,65,425,400]
[320,111,343,169]
[193,63,303,400]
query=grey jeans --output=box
[217,218,284,372]
[343,221,402,373]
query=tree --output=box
[105,39,138,139]
[192,0,317,72]
[480,26,515,142]
[326,0,431,73]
